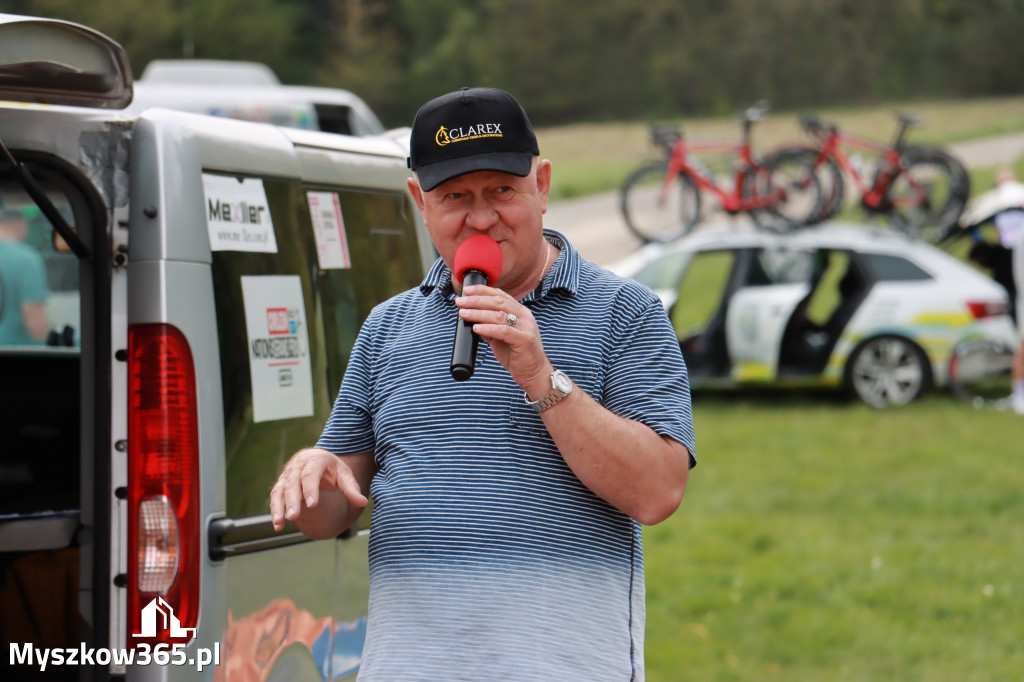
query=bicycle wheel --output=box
[767,146,845,224]
[620,161,701,243]
[762,149,826,227]
[886,146,970,242]
[739,166,786,232]
[948,339,1015,407]
[740,156,822,233]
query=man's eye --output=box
[495,186,512,194]
[446,192,463,200]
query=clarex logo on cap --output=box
[435,122,504,146]
[409,87,539,192]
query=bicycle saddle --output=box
[742,100,770,123]
[896,113,921,128]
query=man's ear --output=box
[536,159,552,213]
[407,176,426,214]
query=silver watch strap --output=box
[523,388,566,413]
[523,370,572,414]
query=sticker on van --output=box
[307,191,352,269]
[203,174,278,253]
[241,275,314,422]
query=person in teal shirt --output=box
[0,207,49,346]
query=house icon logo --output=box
[132,596,197,640]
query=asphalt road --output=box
[546,132,1024,267]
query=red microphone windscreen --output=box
[453,234,503,286]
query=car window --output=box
[755,247,815,285]
[628,251,691,291]
[866,253,933,281]
[210,175,423,519]
[671,250,735,335]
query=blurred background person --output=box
[967,240,1017,325]
[989,169,1024,414]
[0,205,49,346]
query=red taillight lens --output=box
[127,324,200,647]
[966,300,1009,320]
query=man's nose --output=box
[464,198,497,231]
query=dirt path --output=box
[546,132,1024,266]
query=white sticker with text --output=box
[203,174,278,253]
[307,191,352,269]
[241,275,314,422]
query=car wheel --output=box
[845,335,931,407]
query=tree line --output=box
[14,0,1024,128]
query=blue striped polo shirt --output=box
[318,229,695,681]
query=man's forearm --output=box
[540,387,689,525]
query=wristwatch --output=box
[524,369,573,413]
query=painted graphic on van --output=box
[241,276,314,422]
[213,599,365,682]
[307,191,352,270]
[203,174,278,253]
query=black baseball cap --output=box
[408,87,539,192]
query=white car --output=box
[607,223,1018,406]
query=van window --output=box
[210,176,423,519]
[314,104,355,136]
[0,181,81,349]
[0,163,89,510]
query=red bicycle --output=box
[765,113,970,241]
[619,102,823,243]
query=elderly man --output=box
[271,87,695,680]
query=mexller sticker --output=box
[203,174,278,253]
[307,191,352,269]
[241,276,314,422]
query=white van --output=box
[130,60,386,137]
[0,13,432,682]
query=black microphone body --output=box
[450,269,488,381]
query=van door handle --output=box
[208,514,311,561]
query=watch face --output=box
[553,371,573,394]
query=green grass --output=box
[537,96,1024,201]
[644,393,1024,681]
[537,98,1024,678]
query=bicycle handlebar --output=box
[799,113,837,137]
[646,100,771,152]
[800,111,923,148]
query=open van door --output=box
[3,15,426,680]
[0,13,133,109]
[0,13,133,681]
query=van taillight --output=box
[966,301,1009,320]
[127,324,200,647]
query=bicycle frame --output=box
[808,127,931,212]
[661,135,781,213]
